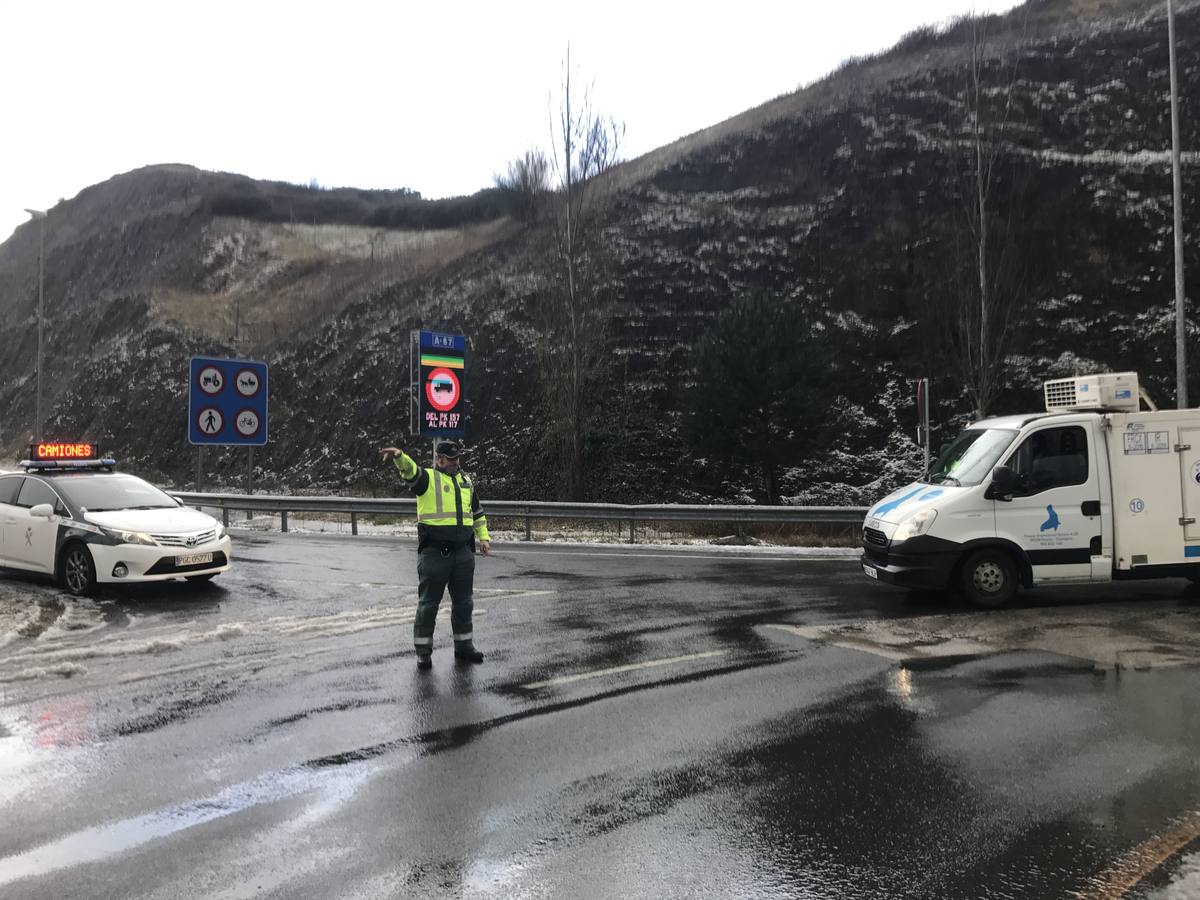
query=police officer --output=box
[378,440,491,670]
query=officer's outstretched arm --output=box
[379,447,419,481]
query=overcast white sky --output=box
[1,0,1022,244]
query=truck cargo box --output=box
[1105,409,1200,569]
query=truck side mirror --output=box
[988,465,1017,501]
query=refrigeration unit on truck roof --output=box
[1043,372,1139,413]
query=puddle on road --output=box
[766,603,1200,669]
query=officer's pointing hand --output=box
[379,447,402,462]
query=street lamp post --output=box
[1169,0,1188,407]
[24,208,47,442]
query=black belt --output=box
[420,538,472,552]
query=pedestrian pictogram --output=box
[197,407,223,435]
[235,409,261,438]
[188,357,269,446]
[235,368,261,398]
[198,366,224,395]
[426,367,460,412]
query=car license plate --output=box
[176,552,214,567]
[863,564,878,579]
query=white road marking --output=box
[0,761,379,887]
[522,650,726,690]
[475,589,556,599]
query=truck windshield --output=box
[924,428,1017,487]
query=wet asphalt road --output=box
[1,533,1200,898]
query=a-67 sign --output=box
[414,331,465,437]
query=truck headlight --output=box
[892,509,938,544]
[102,528,157,546]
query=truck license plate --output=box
[176,552,214,567]
[863,564,878,579]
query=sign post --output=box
[916,377,931,474]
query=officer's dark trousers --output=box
[414,545,475,653]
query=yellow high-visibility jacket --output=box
[394,451,490,551]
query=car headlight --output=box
[102,527,158,546]
[215,522,226,540]
[892,509,938,544]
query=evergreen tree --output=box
[683,292,835,504]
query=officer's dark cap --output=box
[435,440,462,458]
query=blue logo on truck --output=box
[871,487,923,517]
[869,487,944,518]
[1040,505,1061,532]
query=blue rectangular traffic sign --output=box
[416,331,466,438]
[188,357,269,446]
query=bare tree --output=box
[942,13,1027,418]
[537,47,625,499]
[494,149,551,224]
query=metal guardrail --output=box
[170,491,869,543]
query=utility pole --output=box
[24,208,47,441]
[917,378,932,475]
[1169,0,1189,406]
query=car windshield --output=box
[924,428,1018,487]
[53,474,178,512]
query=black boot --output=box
[416,652,432,670]
[454,642,484,664]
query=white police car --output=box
[0,443,232,595]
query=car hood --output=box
[865,481,964,526]
[83,507,219,534]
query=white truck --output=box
[860,372,1200,607]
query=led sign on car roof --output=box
[32,442,96,460]
[20,442,115,471]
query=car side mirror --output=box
[29,503,55,518]
[988,465,1017,501]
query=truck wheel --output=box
[59,543,98,597]
[960,549,1018,609]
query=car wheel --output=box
[60,543,98,597]
[185,573,216,584]
[960,549,1018,609]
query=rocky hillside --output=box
[2,0,1196,504]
